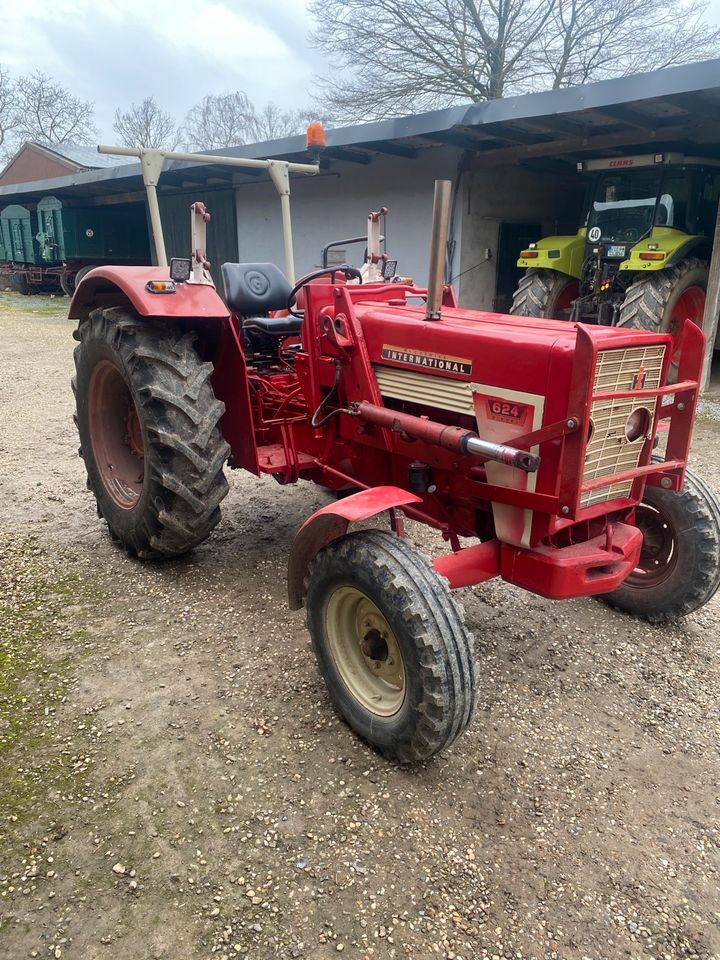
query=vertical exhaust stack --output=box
[425,179,452,321]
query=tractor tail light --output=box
[520,250,538,258]
[146,280,176,293]
[639,252,665,261]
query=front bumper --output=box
[499,521,643,599]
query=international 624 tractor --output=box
[69,133,720,764]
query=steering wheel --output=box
[287,265,363,317]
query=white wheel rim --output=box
[324,585,406,717]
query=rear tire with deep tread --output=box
[510,268,578,319]
[600,460,720,622]
[617,258,708,334]
[305,529,477,763]
[73,306,230,558]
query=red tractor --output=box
[69,140,720,764]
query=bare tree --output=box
[542,0,720,88]
[113,97,179,149]
[309,0,720,121]
[247,103,307,142]
[15,71,97,144]
[0,65,20,161]
[182,92,256,150]
[308,0,554,121]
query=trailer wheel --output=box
[510,268,579,320]
[305,529,477,763]
[618,258,708,376]
[600,461,720,622]
[10,272,31,296]
[73,306,230,559]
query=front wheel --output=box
[305,530,477,763]
[600,462,720,622]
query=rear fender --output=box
[287,487,422,610]
[68,265,230,321]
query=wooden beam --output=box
[356,141,417,159]
[323,147,372,164]
[87,190,147,206]
[665,93,720,124]
[701,194,720,389]
[470,122,701,167]
[592,104,658,130]
[521,115,589,139]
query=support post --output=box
[139,150,167,267]
[267,161,295,283]
[701,198,720,389]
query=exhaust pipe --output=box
[425,179,452,321]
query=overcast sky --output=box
[0,0,325,140]
[2,0,720,142]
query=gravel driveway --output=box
[1,291,719,960]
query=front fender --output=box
[287,486,422,610]
[517,232,585,279]
[68,265,230,321]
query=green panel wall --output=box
[158,189,238,287]
[60,202,151,262]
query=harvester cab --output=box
[512,153,720,359]
[68,136,720,767]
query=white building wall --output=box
[458,165,584,310]
[234,147,462,287]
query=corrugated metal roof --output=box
[34,143,137,169]
[2,57,720,201]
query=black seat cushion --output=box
[243,315,303,337]
[221,262,292,315]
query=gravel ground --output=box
[0,290,719,960]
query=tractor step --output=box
[257,443,318,475]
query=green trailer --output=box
[1,196,152,295]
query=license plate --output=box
[607,244,627,258]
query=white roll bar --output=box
[98,145,321,282]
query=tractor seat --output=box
[221,261,293,316]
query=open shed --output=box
[1,58,720,382]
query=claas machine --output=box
[68,133,720,764]
[512,153,720,369]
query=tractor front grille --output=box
[581,344,666,507]
[372,365,475,416]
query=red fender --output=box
[287,486,422,610]
[68,266,230,321]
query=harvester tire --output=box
[600,459,720,622]
[510,268,579,319]
[72,306,230,559]
[305,529,477,763]
[618,258,708,336]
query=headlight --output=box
[624,407,651,442]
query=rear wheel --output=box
[73,306,230,558]
[600,461,720,621]
[305,530,477,763]
[511,268,579,320]
[618,258,708,374]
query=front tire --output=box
[510,268,579,320]
[73,306,230,558]
[600,462,720,622]
[305,530,477,763]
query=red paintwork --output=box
[287,487,422,609]
[434,540,500,588]
[68,266,230,321]
[83,269,704,602]
[500,522,643,599]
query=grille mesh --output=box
[581,345,665,507]
[372,365,475,416]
